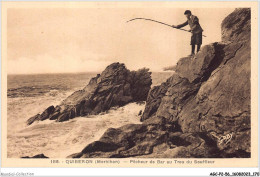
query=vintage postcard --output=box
[1,0,259,171]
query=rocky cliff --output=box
[27,62,152,125]
[69,8,251,158]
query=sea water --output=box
[7,72,173,158]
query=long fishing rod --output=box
[126,18,206,37]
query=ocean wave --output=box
[7,86,69,98]
[7,102,144,158]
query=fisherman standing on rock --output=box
[172,10,203,56]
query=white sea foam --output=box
[8,100,144,158]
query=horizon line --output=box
[7,70,174,75]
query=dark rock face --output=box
[27,106,55,125]
[221,8,250,43]
[21,154,49,158]
[27,62,152,125]
[140,79,171,121]
[68,117,242,158]
[69,8,251,158]
[175,43,225,83]
[144,8,250,157]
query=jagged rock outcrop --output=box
[27,62,152,125]
[221,8,250,43]
[143,8,251,156]
[21,154,49,158]
[69,8,251,158]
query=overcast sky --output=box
[7,8,235,74]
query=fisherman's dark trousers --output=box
[190,32,202,45]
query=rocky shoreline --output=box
[24,8,251,158]
[27,63,152,125]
